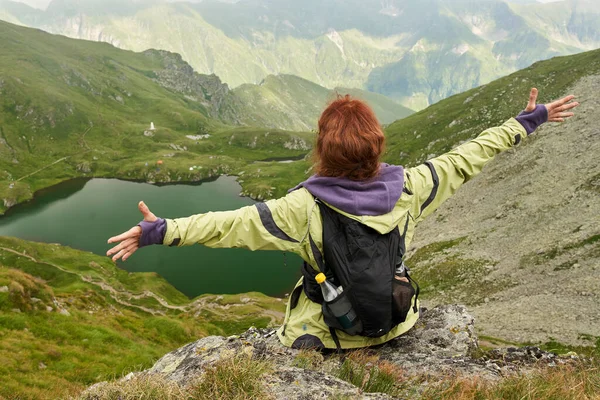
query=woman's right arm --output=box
[107,189,310,261]
[163,189,308,252]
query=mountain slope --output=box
[2,0,599,110]
[379,49,600,346]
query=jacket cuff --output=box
[515,104,548,135]
[137,218,167,247]
[162,219,179,246]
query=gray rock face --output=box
[143,49,242,125]
[81,305,578,399]
[409,75,600,346]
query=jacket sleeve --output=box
[162,189,307,252]
[405,118,527,222]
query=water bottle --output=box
[394,261,407,280]
[315,273,362,334]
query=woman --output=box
[107,88,577,350]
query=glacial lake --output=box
[0,176,302,298]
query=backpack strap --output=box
[329,327,342,353]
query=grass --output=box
[78,373,190,400]
[293,349,324,369]
[189,354,272,400]
[0,236,285,399]
[78,354,272,400]
[420,361,600,400]
[0,20,314,214]
[334,350,404,397]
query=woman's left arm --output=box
[406,88,578,222]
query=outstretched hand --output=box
[525,88,579,122]
[106,201,157,262]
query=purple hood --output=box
[290,164,404,216]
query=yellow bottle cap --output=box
[315,273,326,284]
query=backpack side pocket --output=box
[392,278,415,324]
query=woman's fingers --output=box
[553,112,575,119]
[139,201,158,222]
[554,101,579,113]
[525,88,538,112]
[122,248,138,262]
[111,242,138,262]
[106,237,138,256]
[546,95,576,111]
[549,117,565,123]
[107,226,142,244]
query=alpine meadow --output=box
[0,1,599,399]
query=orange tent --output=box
[157,160,164,165]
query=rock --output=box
[153,306,480,386]
[39,362,47,370]
[59,309,70,316]
[85,305,583,398]
[46,306,53,312]
[0,286,8,293]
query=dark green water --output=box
[0,177,301,298]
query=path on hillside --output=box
[0,246,182,315]
[0,246,284,325]
[14,157,69,182]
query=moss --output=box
[520,233,600,269]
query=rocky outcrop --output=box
[83,305,580,399]
[143,49,243,125]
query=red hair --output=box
[314,95,385,181]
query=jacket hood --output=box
[290,163,404,216]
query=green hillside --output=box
[0,20,314,215]
[233,74,413,131]
[382,47,600,167]
[0,236,285,399]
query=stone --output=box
[0,286,8,293]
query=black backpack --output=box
[301,199,419,346]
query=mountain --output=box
[1,0,599,110]
[0,20,318,215]
[233,74,413,131]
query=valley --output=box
[0,11,598,400]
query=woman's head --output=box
[314,95,385,181]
